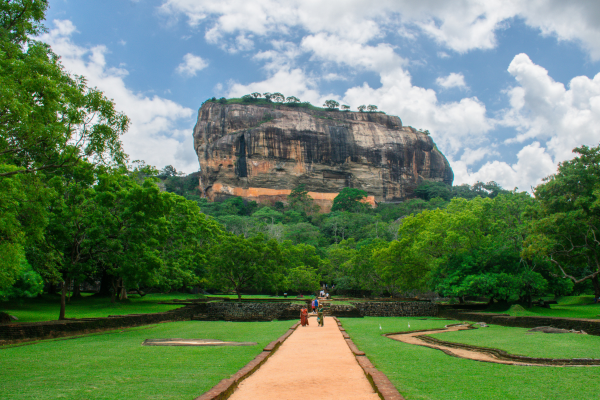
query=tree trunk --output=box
[110,277,117,304]
[236,288,242,300]
[592,274,600,299]
[119,285,128,301]
[72,280,82,299]
[98,270,112,296]
[59,278,70,320]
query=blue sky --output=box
[42,0,600,191]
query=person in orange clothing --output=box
[300,307,309,326]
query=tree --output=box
[0,257,43,301]
[414,181,452,201]
[286,96,300,103]
[367,105,378,112]
[251,92,262,99]
[288,184,320,215]
[323,100,340,109]
[207,234,282,299]
[526,144,600,298]
[287,266,320,295]
[331,188,368,212]
[357,105,366,112]
[341,105,350,111]
[263,92,272,101]
[271,92,285,103]
[0,7,128,178]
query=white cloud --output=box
[452,142,557,191]
[176,53,208,76]
[501,53,600,162]
[41,20,198,173]
[455,53,600,190]
[160,0,600,58]
[300,33,405,73]
[436,72,467,89]
[227,68,325,105]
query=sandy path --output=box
[387,325,600,367]
[387,326,531,365]
[228,316,380,400]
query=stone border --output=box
[194,321,300,400]
[0,305,198,345]
[334,317,405,400]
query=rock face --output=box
[193,102,453,211]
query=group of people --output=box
[299,296,325,327]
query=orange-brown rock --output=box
[193,102,453,211]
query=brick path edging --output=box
[333,317,405,400]
[194,321,301,400]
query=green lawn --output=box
[341,317,600,400]
[431,324,600,359]
[1,293,206,323]
[0,320,292,400]
[483,296,600,319]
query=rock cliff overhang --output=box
[193,102,453,212]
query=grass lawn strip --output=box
[2,293,207,323]
[483,295,600,319]
[341,317,600,400]
[430,324,600,359]
[0,320,292,400]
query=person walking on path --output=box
[317,305,324,327]
[313,297,319,314]
[300,307,309,327]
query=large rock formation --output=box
[193,102,453,212]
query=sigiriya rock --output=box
[193,101,453,212]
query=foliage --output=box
[323,99,340,109]
[331,187,368,212]
[0,257,43,301]
[525,144,600,297]
[367,105,378,112]
[206,234,283,299]
[286,265,321,294]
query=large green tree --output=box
[526,144,600,298]
[1,0,128,300]
[331,188,368,212]
[207,234,283,299]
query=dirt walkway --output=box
[387,325,600,367]
[228,316,380,400]
[388,325,532,365]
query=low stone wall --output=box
[351,302,438,317]
[0,305,198,343]
[193,302,302,321]
[440,309,600,336]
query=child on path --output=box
[312,297,318,314]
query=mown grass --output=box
[1,293,205,323]
[484,296,600,319]
[341,317,600,400]
[431,324,600,359]
[0,320,292,400]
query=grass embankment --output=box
[484,295,600,319]
[0,320,292,400]
[341,317,600,400]
[1,293,206,323]
[434,324,600,359]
